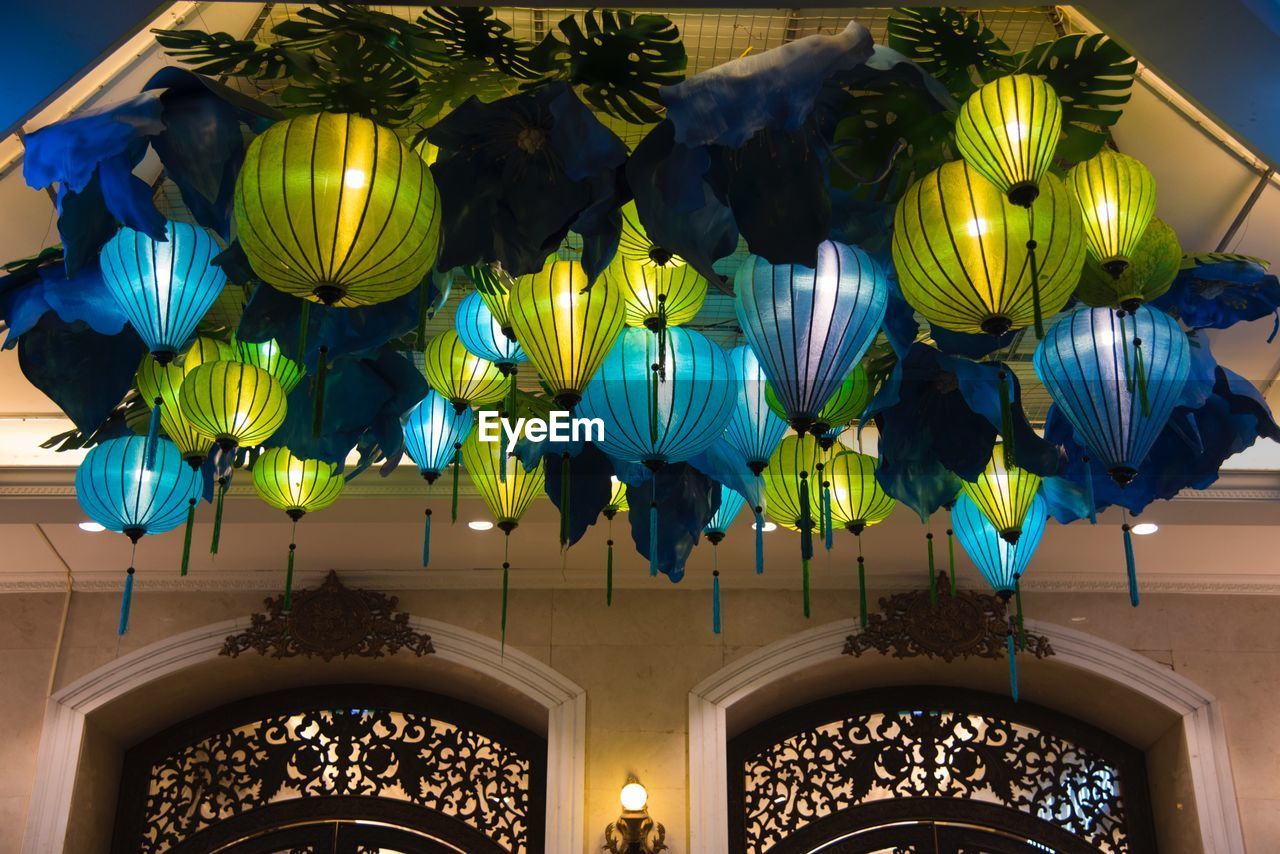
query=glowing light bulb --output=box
[343,168,368,190]
[965,218,988,237]
[620,781,648,811]
[1004,120,1027,142]
[1094,201,1117,224]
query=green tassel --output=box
[1007,630,1019,703]
[559,453,571,548]
[649,362,659,443]
[754,508,764,575]
[180,499,195,576]
[606,537,614,606]
[506,369,519,423]
[998,370,1016,469]
[711,568,721,635]
[857,554,867,627]
[118,567,135,636]
[927,532,937,605]
[297,300,310,361]
[144,397,162,470]
[210,477,227,555]
[422,508,432,568]
[1133,331,1151,417]
[451,453,460,523]
[498,416,507,484]
[656,294,668,377]
[648,501,658,577]
[1027,237,1044,338]
[1119,309,1134,392]
[798,472,813,561]
[312,345,328,438]
[947,528,956,596]
[283,542,296,611]
[822,480,833,552]
[500,560,510,651]
[1015,578,1027,651]
[802,557,811,619]
[1124,522,1140,607]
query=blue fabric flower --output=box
[626,463,720,582]
[1153,256,1280,338]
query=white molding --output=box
[687,618,1246,854]
[22,616,586,854]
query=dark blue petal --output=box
[97,144,166,239]
[1153,259,1280,333]
[542,442,616,546]
[23,90,163,194]
[39,262,128,335]
[547,84,628,181]
[54,174,118,276]
[881,276,920,357]
[688,438,764,509]
[626,462,720,582]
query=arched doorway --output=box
[110,685,545,853]
[726,687,1156,853]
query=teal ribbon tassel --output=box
[798,472,813,561]
[1015,578,1027,651]
[210,477,227,555]
[754,508,764,575]
[606,537,614,606]
[144,397,162,470]
[947,528,956,596]
[998,370,1016,469]
[500,560,510,651]
[312,345,328,438]
[180,498,195,577]
[118,567,135,636]
[857,554,867,627]
[498,418,507,484]
[822,481,833,552]
[802,558,811,618]
[1123,522,1140,607]
[559,453,571,548]
[648,501,658,577]
[450,453,460,523]
[422,509,432,568]
[712,569,721,635]
[283,541,296,611]
[927,533,937,604]
[1084,455,1098,524]
[1007,630,1019,703]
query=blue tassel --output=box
[802,558,811,618]
[822,482,833,552]
[1084,456,1097,524]
[422,509,432,568]
[144,397,162,470]
[712,570,721,634]
[754,508,764,575]
[1007,631,1019,702]
[648,502,658,577]
[180,499,195,576]
[798,473,813,561]
[1123,523,1140,607]
[118,567,135,636]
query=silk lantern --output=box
[420,329,508,412]
[1075,218,1181,310]
[252,447,344,608]
[135,357,214,470]
[235,338,305,394]
[99,220,227,364]
[601,475,629,606]
[961,446,1042,545]
[607,208,707,330]
[955,74,1063,207]
[763,433,830,617]
[766,364,870,447]
[723,344,788,476]
[826,450,895,625]
[1069,147,1157,279]
[893,160,1085,336]
[234,112,442,306]
[76,436,202,633]
[403,390,476,565]
[703,485,747,635]
[456,290,527,371]
[735,241,887,434]
[509,257,625,408]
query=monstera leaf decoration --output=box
[887,7,1014,98]
[417,6,540,78]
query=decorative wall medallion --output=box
[221,571,435,662]
[842,571,1053,662]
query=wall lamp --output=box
[603,776,667,853]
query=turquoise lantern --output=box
[733,240,888,434]
[455,289,527,372]
[99,220,227,365]
[953,491,1047,702]
[402,389,476,567]
[703,484,747,636]
[723,344,788,476]
[75,435,203,634]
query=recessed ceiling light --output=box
[1070,616,1087,623]
[78,521,105,533]
[468,520,494,531]
[1131,522,1159,536]
[752,521,778,532]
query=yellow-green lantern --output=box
[252,447,344,609]
[607,203,707,330]
[960,445,1042,545]
[763,433,831,617]
[601,474,629,606]
[234,112,442,307]
[1069,147,1157,279]
[955,73,1063,207]
[766,364,870,447]
[234,337,305,394]
[181,336,234,374]
[135,357,215,469]
[420,330,508,412]
[826,450,895,626]
[894,159,1085,337]
[460,430,545,646]
[509,257,625,408]
[1075,217,1181,310]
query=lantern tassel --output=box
[802,557,811,619]
[144,397,162,471]
[822,480,834,552]
[284,542,296,611]
[649,362,659,443]
[451,454,460,523]
[648,500,658,578]
[422,508,432,568]
[1123,521,1140,607]
[1015,577,1027,651]
[712,568,722,635]
[498,418,507,485]
[927,532,937,605]
[798,473,813,561]
[505,369,519,426]
[1027,237,1044,338]
[1007,628,1019,703]
[1119,309,1134,392]
[656,294,668,377]
[857,552,867,628]
[998,370,1016,469]
[118,566,135,636]
[559,453,571,549]
[180,498,195,577]
[210,476,227,555]
[606,536,614,606]
[1084,455,1098,524]
[947,527,957,596]
[500,558,510,652]
[312,345,328,438]
[1132,332,1152,417]
[754,507,765,575]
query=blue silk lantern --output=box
[99,220,227,365]
[1034,305,1190,486]
[703,484,747,635]
[75,435,203,634]
[733,240,888,434]
[403,389,476,566]
[953,491,1047,702]
[723,345,788,476]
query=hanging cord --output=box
[559,453,571,548]
[946,527,957,597]
[144,396,162,471]
[656,293,668,378]
[1015,576,1027,651]
[312,345,329,437]
[450,448,460,523]
[821,471,834,552]
[998,369,1016,469]
[118,541,138,636]
[606,527,614,607]
[1130,313,1151,417]
[500,534,511,652]
[180,498,196,576]
[1006,613,1019,703]
[798,471,813,561]
[210,476,228,555]
[283,518,298,611]
[1122,511,1140,607]
[926,532,937,605]
[754,506,765,576]
[649,359,660,444]
[422,508,432,568]
[1026,220,1045,338]
[711,546,721,635]
[856,537,867,627]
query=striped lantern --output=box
[723,344,789,476]
[955,73,1063,207]
[1069,147,1157,280]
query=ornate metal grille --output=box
[727,688,1156,854]
[111,686,546,853]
